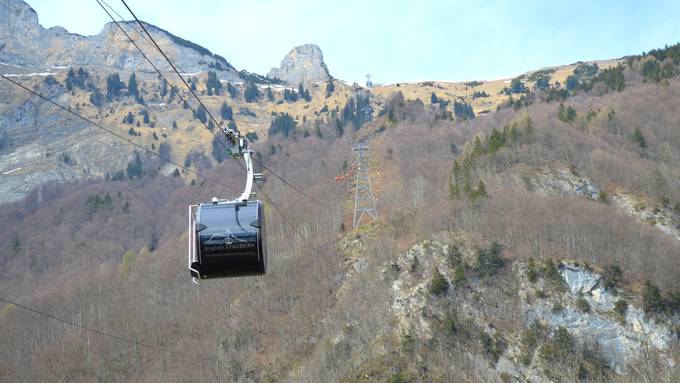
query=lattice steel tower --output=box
[352,143,378,228]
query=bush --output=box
[541,258,561,283]
[576,296,590,313]
[631,127,646,148]
[387,373,406,383]
[480,331,506,362]
[429,269,449,295]
[452,264,466,285]
[440,311,457,336]
[602,264,623,289]
[642,280,664,314]
[614,299,628,320]
[527,258,538,282]
[447,243,462,266]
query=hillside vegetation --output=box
[2,34,680,383]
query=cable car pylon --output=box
[352,143,378,228]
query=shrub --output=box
[551,302,563,313]
[539,327,574,363]
[409,254,419,272]
[429,269,449,296]
[452,264,466,285]
[447,243,462,266]
[527,258,538,282]
[541,258,561,283]
[480,331,506,362]
[440,311,457,336]
[120,250,135,274]
[576,297,590,313]
[631,127,647,148]
[602,264,623,289]
[387,373,406,383]
[614,299,628,321]
[642,280,664,314]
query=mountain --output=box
[1,1,680,382]
[267,43,331,85]
[0,0,239,78]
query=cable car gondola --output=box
[188,130,266,282]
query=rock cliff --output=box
[267,44,331,85]
[0,0,240,78]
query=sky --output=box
[28,0,680,84]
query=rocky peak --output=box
[267,43,330,85]
[0,0,240,78]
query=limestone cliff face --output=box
[0,0,240,79]
[267,44,330,85]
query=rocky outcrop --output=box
[267,44,330,85]
[388,234,678,381]
[0,0,240,79]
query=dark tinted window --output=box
[198,202,259,240]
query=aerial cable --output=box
[251,156,336,210]
[118,0,227,145]
[0,296,226,366]
[0,73,239,194]
[95,0,235,158]
[115,0,338,210]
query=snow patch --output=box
[0,61,22,68]
[2,167,22,175]
[3,72,54,77]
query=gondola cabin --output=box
[189,200,266,280]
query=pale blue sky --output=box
[28,0,680,84]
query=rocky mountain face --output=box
[0,0,240,78]
[290,230,679,382]
[267,43,331,85]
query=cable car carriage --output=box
[188,130,266,283]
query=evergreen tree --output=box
[487,128,505,154]
[125,111,134,124]
[128,73,138,98]
[226,82,239,99]
[430,92,439,104]
[266,86,274,101]
[158,142,171,161]
[244,81,260,102]
[172,120,178,129]
[89,90,103,107]
[472,136,484,156]
[205,71,223,95]
[65,67,76,91]
[141,109,150,124]
[509,78,526,94]
[268,113,297,137]
[632,127,647,148]
[298,83,311,101]
[159,80,168,97]
[211,136,228,163]
[453,100,475,119]
[194,106,207,123]
[126,152,143,179]
[325,78,335,97]
[283,88,298,102]
[220,102,233,120]
[106,73,125,100]
[535,76,550,90]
